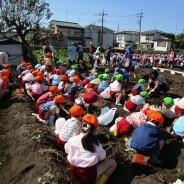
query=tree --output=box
[0,0,52,61]
[175,32,184,49]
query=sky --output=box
[45,0,184,34]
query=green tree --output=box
[175,32,184,49]
[0,0,52,61]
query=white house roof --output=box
[85,24,114,33]
[50,20,84,29]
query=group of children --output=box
[1,53,184,184]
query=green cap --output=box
[98,74,103,79]
[140,91,149,98]
[71,65,78,69]
[114,74,123,81]
[93,72,99,77]
[105,68,110,73]
[94,52,99,55]
[138,79,145,84]
[103,74,110,80]
[163,97,174,105]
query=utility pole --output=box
[99,9,108,48]
[137,10,143,50]
[117,23,119,33]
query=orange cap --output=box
[37,71,44,77]
[147,110,164,125]
[2,76,9,82]
[61,75,68,81]
[46,52,52,58]
[54,95,66,103]
[32,71,38,75]
[49,86,60,93]
[55,69,61,74]
[73,76,81,83]
[70,105,85,117]
[1,69,10,76]
[34,76,42,82]
[82,114,98,128]
[3,64,11,68]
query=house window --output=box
[157,42,166,47]
[117,36,122,41]
[145,35,154,41]
[73,31,81,36]
[68,30,81,36]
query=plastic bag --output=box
[98,106,117,126]
[100,87,111,99]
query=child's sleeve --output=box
[96,143,106,161]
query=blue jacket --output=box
[131,122,164,154]
[52,74,61,85]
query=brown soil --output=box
[0,68,184,184]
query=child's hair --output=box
[150,120,160,126]
[81,122,99,153]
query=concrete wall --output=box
[154,41,171,52]
[0,44,23,65]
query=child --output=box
[65,114,117,184]
[58,75,69,93]
[131,110,165,163]
[36,86,60,109]
[0,76,10,99]
[172,115,184,141]
[97,74,110,95]
[26,76,48,101]
[37,95,66,125]
[149,97,176,126]
[111,110,148,136]
[124,94,145,113]
[67,76,81,101]
[21,70,35,85]
[109,74,124,106]
[49,68,61,86]
[132,79,145,92]
[83,88,102,109]
[174,97,184,116]
[57,105,85,145]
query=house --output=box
[140,30,172,52]
[115,31,139,49]
[49,20,85,47]
[85,24,114,49]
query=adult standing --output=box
[124,46,133,73]
[77,41,84,62]
[0,52,9,69]
[169,47,175,68]
[68,43,76,65]
[88,42,95,65]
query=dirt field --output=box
[0,67,184,184]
